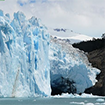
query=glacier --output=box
[50,36,100,95]
[0,10,100,97]
[0,10,51,97]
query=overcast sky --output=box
[0,0,105,37]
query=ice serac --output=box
[0,10,51,97]
[50,36,100,95]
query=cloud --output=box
[18,1,27,5]
[0,0,105,37]
[0,0,19,17]
[17,0,36,6]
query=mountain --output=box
[73,38,105,52]
[72,38,105,96]
[48,28,93,44]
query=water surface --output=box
[0,97,105,105]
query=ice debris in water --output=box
[96,98,104,102]
[52,93,102,98]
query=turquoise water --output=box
[0,97,105,105]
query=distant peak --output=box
[54,28,67,32]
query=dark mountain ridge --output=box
[73,38,105,52]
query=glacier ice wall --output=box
[50,36,100,94]
[0,10,51,97]
[0,10,101,97]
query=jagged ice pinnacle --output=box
[0,10,51,97]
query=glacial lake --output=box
[0,97,105,105]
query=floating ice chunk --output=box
[96,98,104,102]
[85,103,94,105]
[70,102,84,104]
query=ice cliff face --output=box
[50,36,100,95]
[0,10,51,97]
[0,10,100,97]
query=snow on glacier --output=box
[50,36,100,94]
[0,10,51,97]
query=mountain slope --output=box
[49,28,93,44]
[73,38,105,52]
[73,38,105,96]
[85,47,105,96]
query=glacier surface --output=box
[50,36,100,94]
[0,10,51,97]
[0,10,100,97]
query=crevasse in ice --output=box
[0,10,51,97]
[50,36,100,94]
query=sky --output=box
[0,0,105,38]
